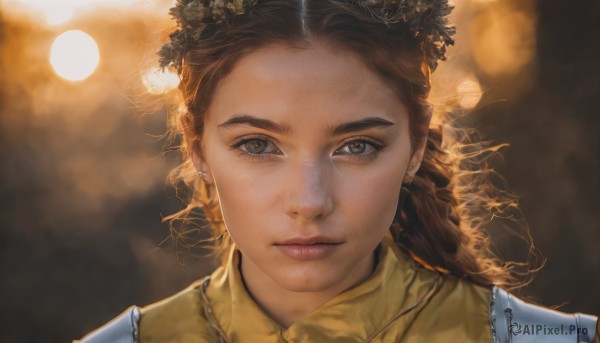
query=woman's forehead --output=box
[223,40,387,90]
[207,40,407,126]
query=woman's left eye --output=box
[334,140,384,159]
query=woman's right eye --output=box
[230,137,282,158]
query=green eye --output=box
[231,137,282,160]
[347,141,368,154]
[336,140,381,155]
[243,139,270,154]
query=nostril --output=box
[284,196,333,221]
[283,187,333,220]
[283,161,334,220]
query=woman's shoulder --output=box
[139,277,220,342]
[489,285,598,343]
[75,277,219,343]
[424,273,598,342]
[75,305,141,343]
[411,273,494,341]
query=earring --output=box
[400,183,412,196]
[197,170,207,178]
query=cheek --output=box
[207,159,280,238]
[338,164,406,235]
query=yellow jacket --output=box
[78,238,599,342]
[139,237,491,342]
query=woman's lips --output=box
[274,237,342,260]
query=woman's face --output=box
[196,39,421,293]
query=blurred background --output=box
[0,0,598,341]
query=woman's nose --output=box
[282,159,334,221]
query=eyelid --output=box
[230,134,280,148]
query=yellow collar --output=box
[204,237,442,342]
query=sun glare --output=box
[142,69,181,95]
[44,8,74,26]
[8,0,162,25]
[50,30,100,82]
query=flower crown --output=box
[158,0,455,72]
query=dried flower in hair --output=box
[158,0,455,71]
[159,0,256,70]
[353,0,456,70]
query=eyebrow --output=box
[217,114,395,135]
[329,116,395,136]
[218,114,291,134]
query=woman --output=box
[78,0,598,342]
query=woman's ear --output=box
[403,106,433,184]
[181,114,215,184]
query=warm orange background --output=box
[0,0,597,341]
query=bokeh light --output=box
[142,68,181,95]
[470,8,535,77]
[50,30,100,81]
[457,76,483,109]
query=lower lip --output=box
[274,243,341,260]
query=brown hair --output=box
[164,0,534,289]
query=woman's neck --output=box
[238,251,377,328]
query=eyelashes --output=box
[229,135,386,162]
